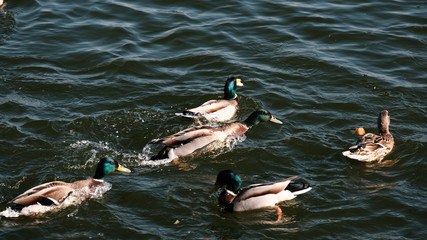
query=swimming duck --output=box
[8,158,131,210]
[210,170,311,219]
[342,110,394,162]
[150,109,282,160]
[176,77,243,122]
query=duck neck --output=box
[378,124,389,134]
[243,113,261,128]
[93,173,104,180]
[93,166,106,180]
[377,113,390,134]
[224,81,238,100]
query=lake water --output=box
[1,0,426,239]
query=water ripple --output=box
[1,0,427,238]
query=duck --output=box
[210,170,312,220]
[342,110,394,162]
[7,158,131,210]
[176,77,243,122]
[150,109,282,160]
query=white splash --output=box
[137,145,174,166]
[0,182,112,218]
[226,134,246,149]
[0,208,20,218]
[139,158,174,166]
[70,140,112,151]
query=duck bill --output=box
[236,78,244,87]
[116,164,131,173]
[210,183,222,194]
[270,116,283,124]
[355,127,366,135]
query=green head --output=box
[210,170,242,194]
[93,157,131,179]
[223,77,243,100]
[243,109,283,128]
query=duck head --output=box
[377,110,391,134]
[223,77,243,100]
[211,170,242,194]
[93,157,131,180]
[243,109,283,128]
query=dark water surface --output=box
[1,0,426,239]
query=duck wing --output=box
[168,132,227,158]
[187,99,237,115]
[165,124,246,158]
[343,133,394,161]
[150,125,216,146]
[236,176,298,201]
[177,99,239,122]
[232,176,303,211]
[355,132,395,150]
[9,181,75,206]
[150,123,249,160]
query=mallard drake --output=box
[342,110,394,162]
[8,158,131,210]
[150,109,282,160]
[210,170,311,217]
[176,77,243,122]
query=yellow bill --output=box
[116,164,131,173]
[236,78,244,87]
[270,116,283,124]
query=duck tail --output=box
[150,146,172,160]
[286,182,312,195]
[10,204,25,211]
[342,150,370,161]
[1,199,20,211]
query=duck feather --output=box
[182,99,239,122]
[8,179,103,207]
[150,123,249,160]
[236,176,297,201]
[186,99,238,115]
[232,177,310,212]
